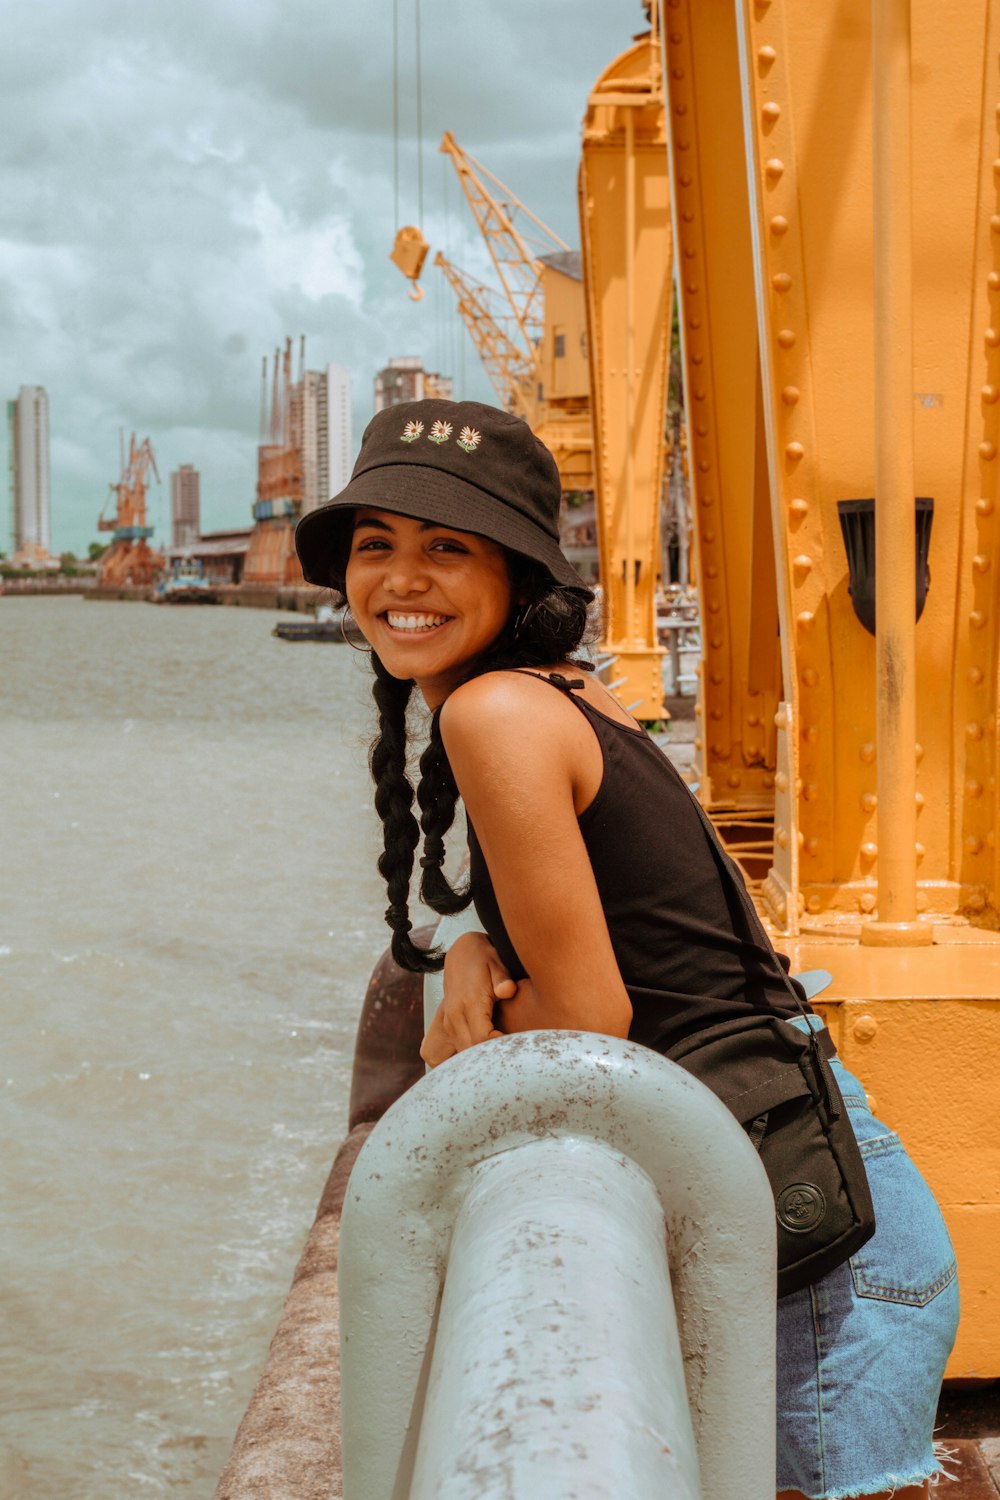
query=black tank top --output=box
[466,671,810,1054]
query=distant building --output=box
[7,384,54,566]
[374,357,453,412]
[299,362,353,518]
[170,465,201,549]
[166,526,253,586]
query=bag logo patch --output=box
[777,1182,827,1234]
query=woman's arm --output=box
[439,673,633,1040]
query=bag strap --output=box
[681,784,835,1109]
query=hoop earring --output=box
[340,604,371,652]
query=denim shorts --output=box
[776,1018,960,1499]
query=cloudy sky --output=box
[1,0,641,556]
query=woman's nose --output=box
[385,552,430,595]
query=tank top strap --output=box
[515,670,587,696]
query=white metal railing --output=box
[338,1028,776,1500]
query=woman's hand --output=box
[420,930,518,1068]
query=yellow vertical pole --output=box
[624,107,637,649]
[861,0,932,947]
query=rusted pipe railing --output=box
[862,0,931,946]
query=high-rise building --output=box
[170,464,201,549]
[299,362,353,517]
[374,357,453,412]
[7,384,52,564]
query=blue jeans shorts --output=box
[776,1018,960,1498]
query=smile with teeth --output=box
[383,611,451,633]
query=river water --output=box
[1,597,399,1498]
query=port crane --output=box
[96,434,162,589]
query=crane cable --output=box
[392,0,399,230]
[415,0,424,226]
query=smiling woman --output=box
[293,397,958,1500]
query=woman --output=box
[296,398,959,1500]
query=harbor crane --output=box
[96,434,162,589]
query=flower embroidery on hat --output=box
[457,426,481,453]
[400,420,424,443]
[428,419,453,445]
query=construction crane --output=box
[432,251,536,421]
[243,337,306,586]
[96,434,162,589]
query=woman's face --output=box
[345,507,514,706]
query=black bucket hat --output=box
[295,398,591,595]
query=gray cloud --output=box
[1,0,640,553]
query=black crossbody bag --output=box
[666,793,876,1298]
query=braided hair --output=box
[363,555,595,972]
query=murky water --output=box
[0,597,397,1497]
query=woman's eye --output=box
[431,539,468,554]
[355,537,389,552]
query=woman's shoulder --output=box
[439,667,585,753]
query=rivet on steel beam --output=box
[973,553,992,572]
[967,780,984,798]
[682,211,695,225]
[709,671,724,686]
[679,175,693,188]
[982,386,1000,404]
[748,713,761,727]
[968,665,985,684]
[694,736,703,750]
[971,609,989,628]
[803,782,819,801]
[710,741,726,756]
[762,102,781,126]
[672,67,685,81]
[805,838,819,856]
[915,842,925,860]
[696,423,709,437]
[782,386,801,405]
[979,440,997,459]
[699,492,713,508]
[765,157,784,179]
[915,742,924,762]
[770,214,790,235]
[706,563,718,578]
[861,841,878,860]
[775,770,788,790]
[861,792,877,812]
[793,553,812,575]
[789,497,808,520]
[693,388,707,402]
[758,45,777,68]
[860,741,876,763]
[710,636,723,650]
[991,273,1000,290]
[710,707,723,719]
[803,724,819,743]
[772,272,792,292]
[915,792,925,809]
[786,442,805,464]
[778,329,796,348]
[994,159,1000,174]
[698,458,711,472]
[795,777,803,794]
[678,140,691,153]
[685,282,699,295]
[987,328,1000,347]
[797,609,815,629]
[694,703,703,718]
[691,349,704,361]
[991,216,1000,234]
[976,496,995,514]
[704,527,716,541]
[802,667,818,686]
[774,708,788,730]
[967,720,984,741]
[776,826,788,848]
[966,836,984,855]
[853,1015,878,1041]
[707,599,721,614]
[859,892,876,913]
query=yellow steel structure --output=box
[655,0,1000,1374]
[433,251,537,422]
[579,18,671,720]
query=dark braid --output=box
[368,654,423,970]
[365,558,596,974]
